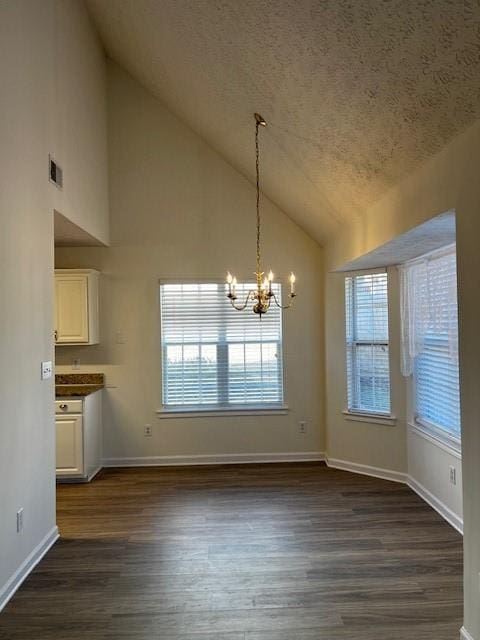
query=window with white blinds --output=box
[400,246,460,441]
[345,272,391,415]
[160,283,284,409]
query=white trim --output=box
[325,456,463,533]
[343,410,397,426]
[0,526,59,612]
[56,465,103,484]
[325,455,463,534]
[399,241,456,268]
[158,276,292,285]
[460,626,475,640]
[158,405,289,418]
[87,465,103,481]
[102,452,463,535]
[342,267,387,277]
[103,452,325,467]
[325,457,406,483]
[408,421,461,458]
[407,475,463,534]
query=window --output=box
[345,272,391,415]
[399,246,460,442]
[160,283,284,410]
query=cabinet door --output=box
[55,276,89,343]
[56,415,84,476]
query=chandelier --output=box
[226,113,296,316]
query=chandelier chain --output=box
[225,112,296,316]
[255,119,261,280]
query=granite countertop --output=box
[55,373,104,397]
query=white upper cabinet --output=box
[55,269,99,345]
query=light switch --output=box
[41,361,52,380]
[116,331,127,344]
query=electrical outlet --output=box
[299,420,306,434]
[41,361,52,380]
[144,424,152,437]
[449,466,457,485]
[17,508,24,533]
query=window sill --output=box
[157,405,289,419]
[342,410,397,426]
[408,421,461,458]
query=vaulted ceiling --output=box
[86,0,480,244]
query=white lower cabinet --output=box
[55,393,102,482]
[56,414,84,476]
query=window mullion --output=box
[217,343,229,406]
[352,277,360,409]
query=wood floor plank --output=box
[0,463,463,639]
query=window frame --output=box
[344,269,393,420]
[407,246,461,450]
[413,335,461,448]
[157,278,288,417]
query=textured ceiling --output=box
[86,0,480,244]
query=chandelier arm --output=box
[271,291,296,310]
[229,290,257,311]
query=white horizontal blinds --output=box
[410,249,460,436]
[160,283,283,407]
[345,273,391,414]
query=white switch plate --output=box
[41,361,52,380]
[116,331,127,344]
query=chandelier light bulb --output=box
[226,272,233,284]
[268,270,274,282]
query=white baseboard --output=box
[0,526,59,612]
[324,456,463,534]
[407,475,463,534]
[461,627,475,640]
[103,451,325,467]
[325,456,407,484]
[104,453,462,534]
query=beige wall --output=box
[0,0,56,604]
[52,0,109,245]
[326,266,407,473]
[325,117,480,639]
[407,427,463,529]
[55,62,325,461]
[0,0,108,607]
[326,260,463,530]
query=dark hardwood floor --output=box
[0,463,463,639]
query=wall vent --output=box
[49,155,63,189]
